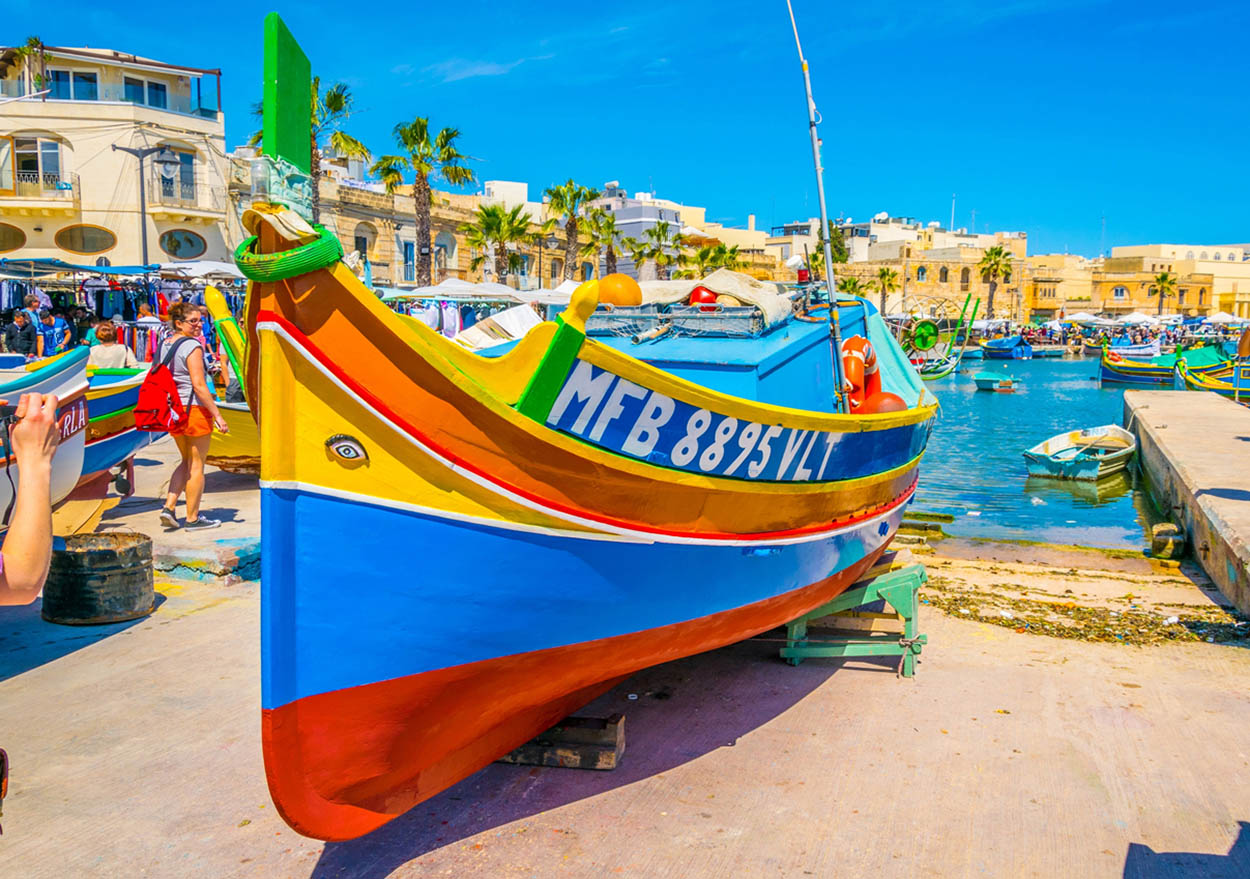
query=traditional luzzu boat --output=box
[1022,425,1136,481]
[0,348,89,519]
[204,285,260,473]
[77,367,157,495]
[1098,344,1226,385]
[1085,337,1161,358]
[1176,359,1250,406]
[982,335,1032,360]
[239,14,938,842]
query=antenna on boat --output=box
[786,0,847,414]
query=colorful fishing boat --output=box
[1085,337,1161,358]
[241,14,938,842]
[982,335,1032,360]
[76,367,157,496]
[1022,424,1135,481]
[973,370,1019,392]
[1176,359,1250,405]
[961,346,983,361]
[1098,344,1226,385]
[204,285,260,473]
[0,348,89,521]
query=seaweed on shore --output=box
[923,576,1250,646]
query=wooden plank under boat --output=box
[241,14,938,842]
[1022,424,1136,481]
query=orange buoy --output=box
[599,273,643,307]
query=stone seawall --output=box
[1124,390,1250,613]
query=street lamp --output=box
[111,144,180,265]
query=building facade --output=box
[0,45,232,266]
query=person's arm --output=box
[124,347,138,369]
[0,392,60,605]
[59,322,71,351]
[36,331,44,357]
[185,346,228,433]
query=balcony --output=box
[147,172,224,221]
[0,171,80,216]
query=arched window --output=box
[158,228,207,259]
[1112,286,1128,299]
[916,265,927,282]
[1229,253,1236,261]
[353,221,377,259]
[938,266,948,283]
[1214,252,1222,260]
[1186,250,1194,259]
[1200,251,1209,259]
[959,267,970,290]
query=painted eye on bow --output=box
[326,434,368,463]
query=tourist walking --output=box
[157,303,229,531]
[86,321,139,370]
[35,310,71,357]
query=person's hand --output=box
[213,414,230,434]
[6,393,59,471]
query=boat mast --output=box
[786,0,847,414]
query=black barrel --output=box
[41,532,155,626]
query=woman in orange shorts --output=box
[158,302,230,531]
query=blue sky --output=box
[10,0,1247,255]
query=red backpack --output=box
[134,337,197,432]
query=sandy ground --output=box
[1,534,1248,878]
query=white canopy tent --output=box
[160,260,245,280]
[1204,311,1242,324]
[1118,312,1158,325]
[1064,311,1098,323]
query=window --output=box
[1199,288,1206,304]
[959,267,970,290]
[124,77,145,104]
[354,235,369,257]
[403,241,415,281]
[55,224,115,254]
[46,69,97,100]
[1200,251,1209,259]
[0,223,25,253]
[938,266,948,283]
[13,137,61,192]
[1112,286,1128,299]
[1214,253,1222,261]
[1178,289,1186,304]
[581,262,594,281]
[158,229,207,259]
[1186,250,1194,259]
[147,81,168,109]
[1229,253,1236,261]
[916,265,927,282]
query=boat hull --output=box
[259,480,910,841]
[77,369,159,488]
[1023,449,1132,480]
[208,401,259,473]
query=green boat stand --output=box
[780,560,928,677]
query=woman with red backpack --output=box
[156,303,230,531]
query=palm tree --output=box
[525,217,559,287]
[643,220,684,280]
[249,78,371,224]
[579,208,610,278]
[875,267,900,314]
[620,236,649,277]
[372,118,474,287]
[544,180,600,281]
[712,243,743,272]
[581,209,621,276]
[977,245,1013,320]
[837,276,867,297]
[1152,271,1177,316]
[459,203,532,285]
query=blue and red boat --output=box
[241,14,938,841]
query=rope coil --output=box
[233,224,343,282]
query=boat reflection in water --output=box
[1023,471,1132,507]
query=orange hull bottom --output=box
[261,548,883,841]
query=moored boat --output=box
[973,370,1019,391]
[1099,344,1226,385]
[1176,359,1250,405]
[0,348,89,524]
[76,367,158,496]
[982,335,1032,359]
[1022,424,1136,481]
[205,285,260,473]
[241,13,939,842]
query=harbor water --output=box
[914,355,1163,549]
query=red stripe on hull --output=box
[261,547,885,841]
